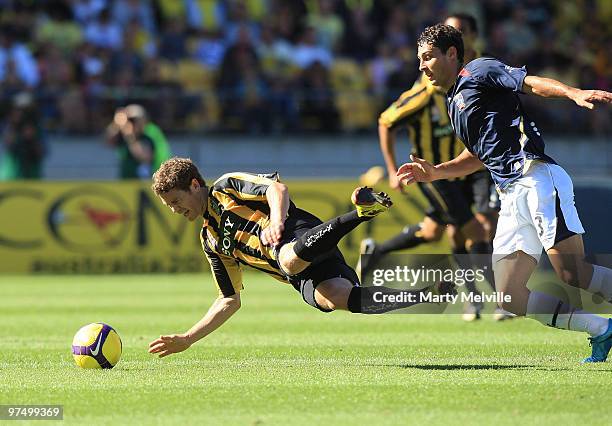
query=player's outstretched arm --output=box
[397,149,482,185]
[148,293,241,358]
[523,76,612,109]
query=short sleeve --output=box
[213,172,279,201]
[467,58,527,93]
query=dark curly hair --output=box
[417,24,464,64]
[151,157,206,194]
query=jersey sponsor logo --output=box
[452,93,466,111]
[217,211,240,256]
[219,214,239,256]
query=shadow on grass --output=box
[389,364,612,371]
[398,364,537,371]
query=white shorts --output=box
[493,161,584,262]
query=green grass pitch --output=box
[1,273,609,425]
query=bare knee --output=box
[278,243,310,276]
[315,279,353,311]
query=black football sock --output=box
[469,241,496,291]
[347,286,425,314]
[377,224,426,254]
[452,246,480,296]
[293,211,367,262]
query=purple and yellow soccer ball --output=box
[72,323,122,369]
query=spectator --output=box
[191,30,226,69]
[84,8,123,50]
[36,2,83,54]
[36,44,75,127]
[0,27,40,88]
[297,61,339,132]
[108,19,148,79]
[218,32,270,133]
[368,42,400,96]
[384,48,419,104]
[1,92,47,179]
[306,0,344,52]
[224,1,261,46]
[501,6,538,63]
[383,6,410,50]
[341,4,376,61]
[185,0,227,33]
[292,26,332,69]
[157,18,187,61]
[0,0,607,136]
[70,0,107,25]
[138,57,184,129]
[112,0,157,35]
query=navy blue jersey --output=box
[446,57,556,189]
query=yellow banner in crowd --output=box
[0,180,446,274]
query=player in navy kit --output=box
[397,24,612,362]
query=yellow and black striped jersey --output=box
[201,172,289,297]
[379,75,465,165]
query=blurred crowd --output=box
[0,0,610,137]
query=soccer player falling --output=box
[397,24,612,362]
[148,158,454,358]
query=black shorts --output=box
[418,179,474,227]
[464,169,500,214]
[274,206,360,312]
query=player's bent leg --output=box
[498,250,612,361]
[277,241,311,276]
[548,234,612,302]
[292,187,391,263]
[493,251,537,315]
[314,277,354,311]
[546,234,593,288]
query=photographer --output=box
[105,104,155,179]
